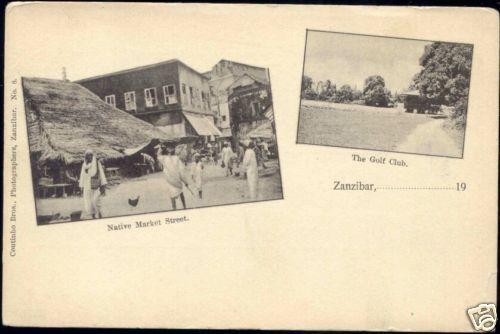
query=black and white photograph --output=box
[297,30,473,158]
[24,58,282,225]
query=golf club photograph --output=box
[297,30,472,158]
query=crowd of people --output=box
[78,138,273,218]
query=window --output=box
[195,88,201,108]
[203,91,209,110]
[205,92,210,110]
[124,91,136,111]
[105,95,116,107]
[181,84,187,105]
[163,85,177,105]
[189,86,194,105]
[222,115,227,122]
[144,88,157,107]
[252,102,260,117]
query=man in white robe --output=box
[157,143,190,210]
[242,141,259,200]
[221,142,235,176]
[79,150,107,219]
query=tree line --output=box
[301,41,472,122]
[301,75,394,107]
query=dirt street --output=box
[36,160,283,223]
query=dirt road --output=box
[397,118,463,157]
[36,160,283,223]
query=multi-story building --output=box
[76,59,221,139]
[204,60,273,142]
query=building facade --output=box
[204,60,271,140]
[76,59,221,138]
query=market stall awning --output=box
[122,138,161,156]
[122,138,184,156]
[183,112,222,137]
[220,128,232,138]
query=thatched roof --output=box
[23,77,171,165]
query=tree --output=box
[303,88,318,100]
[301,75,313,91]
[335,84,354,103]
[324,80,336,100]
[363,75,391,107]
[318,79,336,101]
[229,91,271,146]
[352,89,363,101]
[301,75,317,100]
[411,42,473,121]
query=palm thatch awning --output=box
[23,77,172,165]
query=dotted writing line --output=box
[377,186,455,190]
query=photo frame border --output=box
[21,68,285,227]
[295,28,474,160]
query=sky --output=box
[303,31,431,93]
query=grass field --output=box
[297,100,464,157]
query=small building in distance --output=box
[76,59,221,139]
[399,90,441,114]
[204,59,273,145]
[400,90,422,113]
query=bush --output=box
[302,88,318,100]
[363,75,392,107]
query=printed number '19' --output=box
[456,182,466,191]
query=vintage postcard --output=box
[3,2,498,332]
